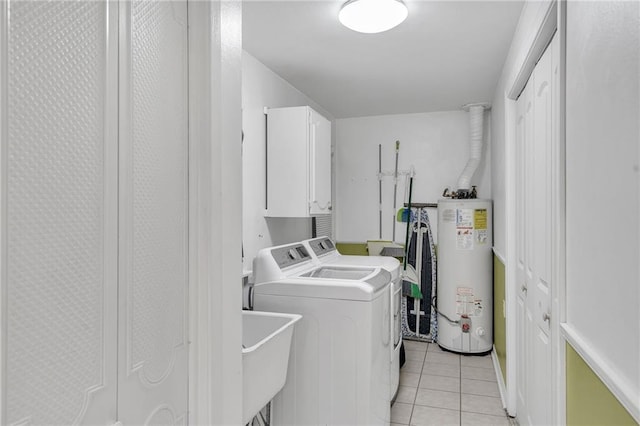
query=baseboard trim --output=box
[492,346,511,415]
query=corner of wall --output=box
[493,253,507,383]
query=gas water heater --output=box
[436,198,493,354]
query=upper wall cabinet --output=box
[266,106,332,217]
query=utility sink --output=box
[242,310,301,424]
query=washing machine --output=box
[252,242,391,426]
[301,236,402,401]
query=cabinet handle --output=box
[542,312,551,323]
[521,284,528,293]
[312,201,331,210]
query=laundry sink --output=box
[242,310,301,424]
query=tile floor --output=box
[392,340,514,426]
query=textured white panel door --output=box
[118,1,189,424]
[514,33,557,426]
[1,1,119,425]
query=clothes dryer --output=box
[302,237,402,400]
[252,243,391,426]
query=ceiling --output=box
[243,0,524,119]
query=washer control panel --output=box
[308,237,336,256]
[271,244,312,269]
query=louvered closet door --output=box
[1,1,119,425]
[117,0,189,424]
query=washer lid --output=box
[252,275,389,301]
[301,266,374,280]
[324,256,401,280]
[302,237,401,280]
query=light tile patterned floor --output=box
[392,340,514,426]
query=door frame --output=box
[187,1,243,425]
[504,0,566,424]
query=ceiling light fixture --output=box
[339,0,408,34]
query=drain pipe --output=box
[456,103,490,196]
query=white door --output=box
[1,1,119,424]
[2,1,190,424]
[117,1,190,424]
[515,78,532,425]
[515,33,557,426]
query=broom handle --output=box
[403,176,413,270]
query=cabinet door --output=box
[266,107,309,217]
[309,109,332,215]
[266,106,331,217]
[117,0,189,424]
[2,1,119,424]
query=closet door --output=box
[1,1,118,425]
[528,34,554,426]
[514,33,557,426]
[515,77,533,426]
[117,0,189,424]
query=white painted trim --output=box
[552,2,567,424]
[561,324,640,423]
[189,3,213,423]
[492,247,506,265]
[0,0,7,421]
[188,2,243,425]
[103,2,120,423]
[118,0,135,386]
[507,1,558,101]
[492,346,509,412]
[503,94,518,417]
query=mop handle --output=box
[378,144,382,239]
[392,141,399,241]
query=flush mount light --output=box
[339,0,408,34]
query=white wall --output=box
[564,1,639,419]
[335,111,491,244]
[242,51,334,272]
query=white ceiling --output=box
[243,0,524,119]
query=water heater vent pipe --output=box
[456,103,490,194]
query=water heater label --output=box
[456,287,483,317]
[442,209,456,223]
[456,208,474,250]
[474,209,487,229]
[456,228,474,250]
[474,209,488,245]
[456,209,473,227]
